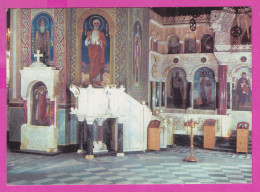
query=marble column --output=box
[218,64,227,115]
[85,118,95,159]
[93,118,108,153]
[116,118,124,157]
[77,121,84,153]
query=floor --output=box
[7,146,252,185]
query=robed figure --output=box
[134,24,141,87]
[237,72,250,105]
[170,72,184,107]
[85,19,106,84]
[198,70,212,107]
[34,19,50,64]
[32,84,50,126]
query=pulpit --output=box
[70,84,152,159]
[203,119,216,149]
[236,122,249,153]
[147,120,161,151]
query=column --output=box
[77,120,84,153]
[116,118,124,157]
[93,118,108,153]
[85,118,95,159]
[218,64,227,115]
[179,40,184,53]
[196,39,201,53]
[23,100,27,124]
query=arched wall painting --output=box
[193,67,216,110]
[81,14,110,85]
[232,66,252,111]
[133,21,142,87]
[31,13,54,65]
[31,82,50,126]
[201,34,213,53]
[168,36,180,54]
[166,67,189,109]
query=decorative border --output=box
[54,9,66,104]
[21,9,31,68]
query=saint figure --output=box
[34,19,50,64]
[198,70,212,107]
[85,19,106,84]
[134,24,141,87]
[237,72,250,105]
[170,72,184,107]
[33,85,50,124]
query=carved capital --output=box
[214,52,232,65]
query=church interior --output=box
[6,7,252,185]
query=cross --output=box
[34,50,43,63]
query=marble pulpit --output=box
[20,51,59,152]
[70,84,153,158]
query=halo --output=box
[88,16,104,30]
[36,16,49,29]
[201,69,208,77]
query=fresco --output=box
[133,21,142,87]
[193,67,216,110]
[31,12,54,65]
[81,14,110,86]
[167,67,189,109]
[201,34,213,53]
[232,66,252,111]
[31,82,50,126]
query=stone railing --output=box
[231,44,252,52]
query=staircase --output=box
[214,131,252,154]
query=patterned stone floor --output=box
[7,146,252,185]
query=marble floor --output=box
[7,146,252,185]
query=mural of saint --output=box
[85,19,106,85]
[237,72,250,105]
[193,67,215,110]
[32,82,50,126]
[198,70,212,107]
[81,14,110,86]
[170,72,184,107]
[167,68,188,109]
[31,13,54,65]
[232,68,252,111]
[133,22,142,87]
[34,19,50,64]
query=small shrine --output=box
[19,50,59,152]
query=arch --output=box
[77,9,115,36]
[190,65,218,82]
[156,32,162,41]
[193,67,216,110]
[229,64,251,81]
[201,34,214,53]
[150,29,156,39]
